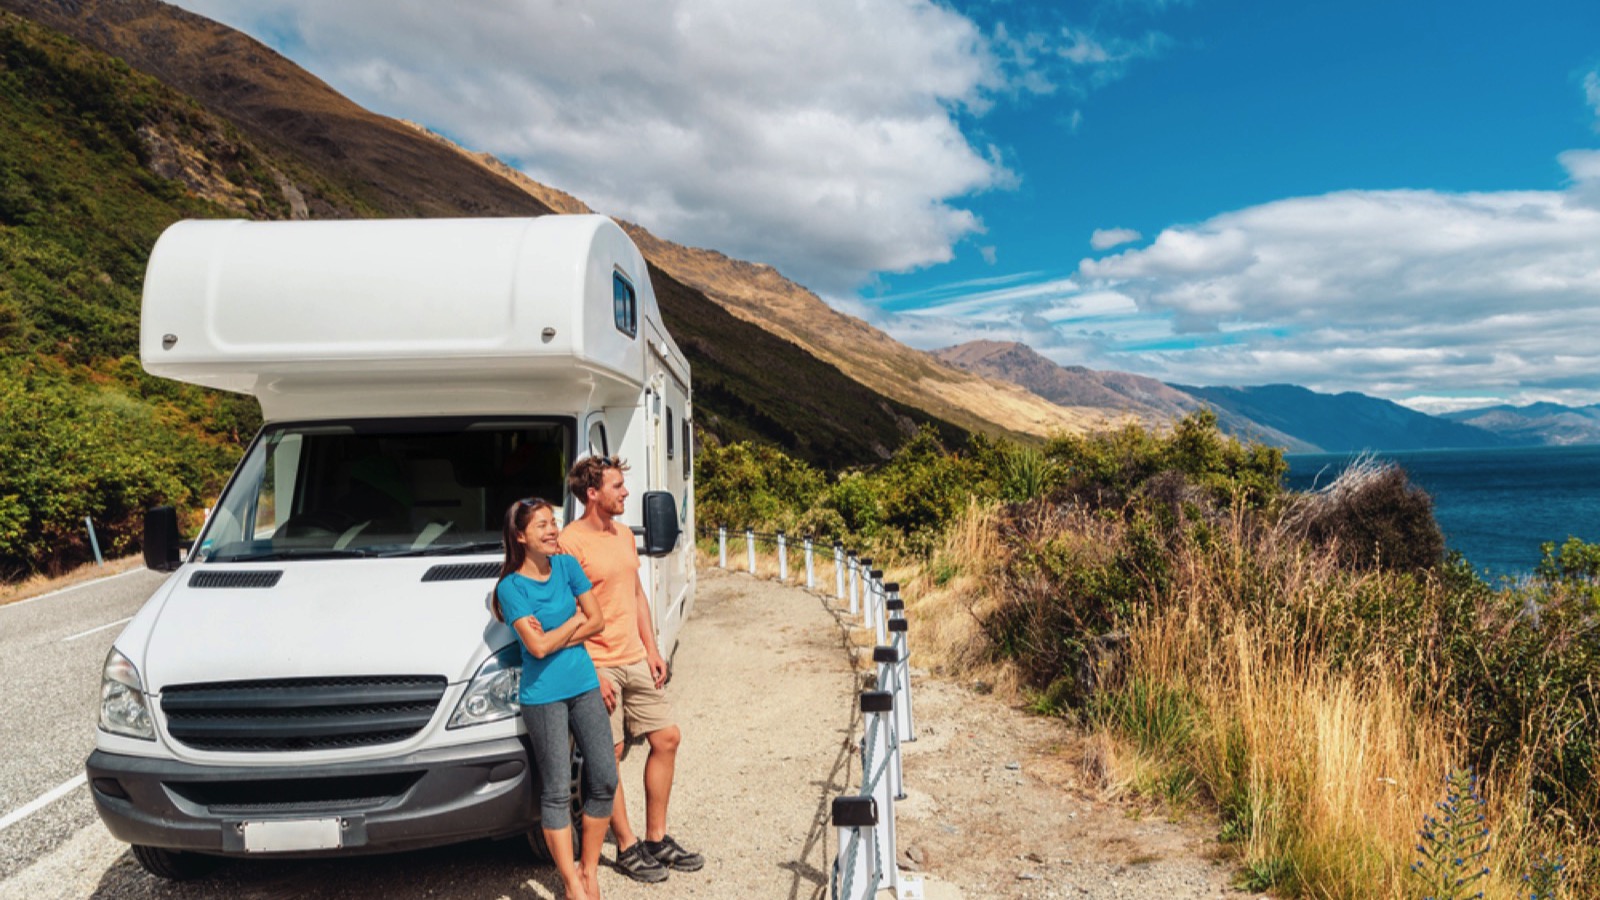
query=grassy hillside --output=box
[0,7,964,578]
[0,10,286,577]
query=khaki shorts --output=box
[598,659,676,745]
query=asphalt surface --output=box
[0,569,167,885]
[0,567,866,900]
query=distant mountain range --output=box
[938,341,1594,453]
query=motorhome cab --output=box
[87,216,694,878]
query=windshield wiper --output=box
[379,540,504,558]
[211,548,377,562]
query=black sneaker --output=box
[614,841,670,883]
[644,834,705,872]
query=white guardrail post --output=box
[860,689,900,895]
[857,558,873,628]
[871,649,907,802]
[834,543,845,601]
[718,525,727,568]
[778,530,788,582]
[887,615,915,742]
[746,527,756,575]
[847,552,859,614]
[830,795,879,900]
[804,535,815,590]
[870,568,887,647]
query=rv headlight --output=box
[448,643,521,729]
[99,648,155,740]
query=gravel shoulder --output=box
[1,566,1235,899]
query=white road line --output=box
[61,616,133,643]
[0,774,87,833]
[1,569,144,611]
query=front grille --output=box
[167,772,422,814]
[160,675,447,752]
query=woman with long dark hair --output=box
[496,497,617,900]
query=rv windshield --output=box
[195,418,573,563]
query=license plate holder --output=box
[240,817,343,852]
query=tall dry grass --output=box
[907,494,1589,897]
[1116,512,1587,897]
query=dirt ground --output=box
[0,565,1238,899]
[673,566,1240,900]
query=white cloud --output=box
[868,152,1600,405]
[1090,227,1142,250]
[170,0,1163,293]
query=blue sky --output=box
[172,0,1600,410]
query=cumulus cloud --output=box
[1090,227,1141,250]
[877,151,1600,405]
[1070,161,1600,400]
[171,0,1163,293]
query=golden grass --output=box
[893,499,1591,898]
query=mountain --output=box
[6,0,1102,450]
[397,123,1106,444]
[936,341,1313,450]
[1176,384,1515,452]
[1442,403,1600,446]
[1,0,1005,466]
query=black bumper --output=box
[86,737,533,856]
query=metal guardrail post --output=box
[830,796,879,900]
[85,516,104,565]
[860,690,899,895]
[834,543,845,601]
[871,650,906,803]
[847,552,859,614]
[864,557,876,627]
[778,530,788,582]
[870,568,887,646]
[746,527,756,575]
[804,535,815,589]
[888,617,915,742]
[718,525,727,568]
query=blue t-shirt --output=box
[496,555,599,705]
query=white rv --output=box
[87,215,695,878]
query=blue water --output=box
[1284,444,1600,578]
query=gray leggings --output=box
[521,687,618,829]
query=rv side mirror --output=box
[143,506,183,572]
[641,491,680,557]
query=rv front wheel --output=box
[131,845,218,881]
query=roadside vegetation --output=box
[693,413,1598,898]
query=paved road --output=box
[0,568,860,900]
[0,570,167,885]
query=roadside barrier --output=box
[694,524,919,898]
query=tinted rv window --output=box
[666,408,675,459]
[613,272,637,338]
[195,417,573,563]
[682,419,692,480]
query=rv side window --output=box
[588,421,608,457]
[613,272,637,338]
[666,408,675,460]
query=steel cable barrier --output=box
[695,525,922,898]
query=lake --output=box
[1284,444,1600,578]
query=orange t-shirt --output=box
[559,518,647,668]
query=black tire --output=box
[131,845,219,881]
[526,739,586,863]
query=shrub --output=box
[1281,456,1444,573]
